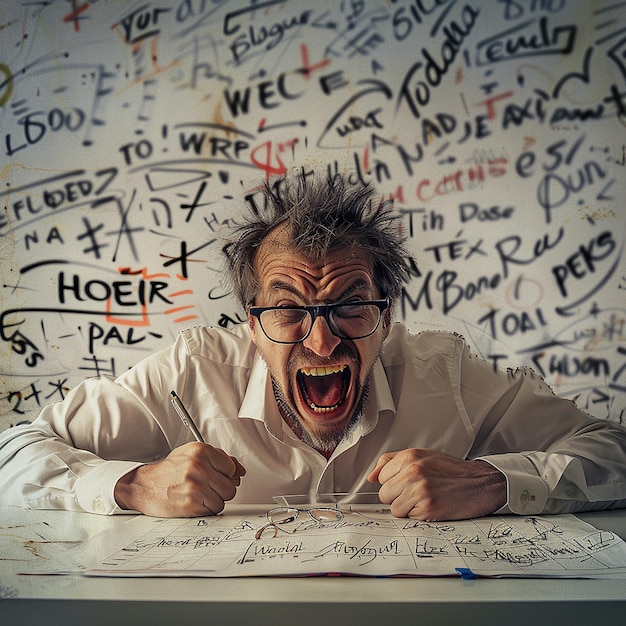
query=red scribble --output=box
[118,267,169,280]
[164,305,196,316]
[105,297,150,328]
[174,315,200,324]
[362,145,369,172]
[300,44,331,79]
[251,140,298,179]
[416,158,508,202]
[166,289,198,323]
[63,1,90,32]
[105,267,198,327]
[105,267,161,327]
[475,91,514,120]
[168,290,194,298]
[109,27,182,84]
[390,185,405,203]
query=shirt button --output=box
[520,489,529,505]
[564,484,575,496]
[94,498,106,514]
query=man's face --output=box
[248,227,389,454]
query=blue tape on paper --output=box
[455,567,478,579]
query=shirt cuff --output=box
[74,460,144,515]
[477,453,550,515]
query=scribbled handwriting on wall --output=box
[0,0,623,429]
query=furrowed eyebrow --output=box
[266,279,374,303]
[336,280,374,301]
[267,281,302,298]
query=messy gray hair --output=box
[223,169,410,308]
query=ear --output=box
[381,302,393,340]
[247,310,259,345]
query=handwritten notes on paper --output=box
[77,510,626,579]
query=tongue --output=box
[303,372,343,408]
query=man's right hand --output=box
[114,442,246,517]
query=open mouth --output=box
[297,365,351,414]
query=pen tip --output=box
[170,390,176,397]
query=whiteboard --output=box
[1,0,624,431]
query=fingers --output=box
[191,444,244,502]
[367,451,398,483]
[368,451,420,518]
[368,449,440,518]
[114,443,246,518]
[379,482,425,519]
[205,445,246,480]
[367,449,508,521]
[167,443,246,516]
[230,455,247,479]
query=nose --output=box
[302,315,342,357]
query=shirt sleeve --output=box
[0,337,190,515]
[459,344,626,515]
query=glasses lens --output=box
[268,507,300,525]
[260,309,310,343]
[308,508,344,523]
[257,301,385,343]
[330,303,382,339]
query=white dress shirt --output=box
[0,323,625,516]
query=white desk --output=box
[2,506,625,626]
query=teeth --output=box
[301,365,347,376]
[310,404,337,413]
[298,365,349,413]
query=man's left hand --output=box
[367,448,507,521]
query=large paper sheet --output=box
[73,509,626,579]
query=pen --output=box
[170,390,205,443]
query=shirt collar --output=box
[238,353,283,434]
[351,358,396,440]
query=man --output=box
[1,170,625,520]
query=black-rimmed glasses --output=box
[255,506,344,540]
[248,299,389,344]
